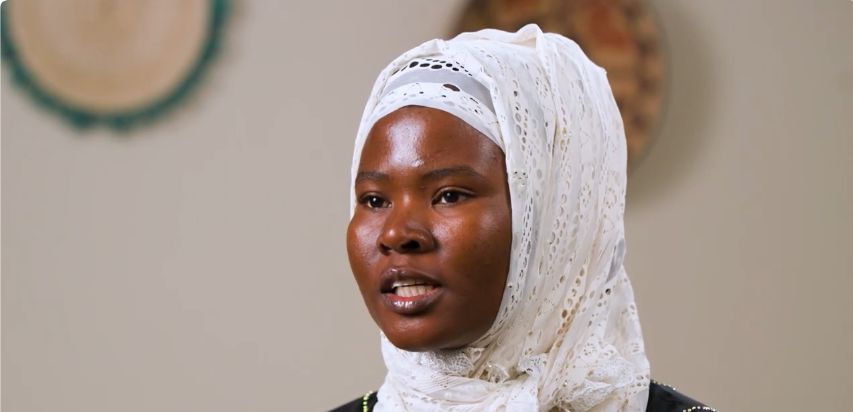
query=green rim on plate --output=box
[0,0,230,132]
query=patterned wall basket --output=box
[0,0,229,132]
[454,0,668,174]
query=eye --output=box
[361,195,390,209]
[436,190,469,204]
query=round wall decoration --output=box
[0,0,229,131]
[454,0,668,173]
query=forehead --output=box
[359,106,502,173]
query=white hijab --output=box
[350,24,650,412]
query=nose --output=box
[377,205,436,255]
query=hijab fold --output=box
[351,24,650,412]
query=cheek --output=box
[438,206,512,287]
[346,216,379,279]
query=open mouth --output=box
[390,279,437,298]
[379,269,444,315]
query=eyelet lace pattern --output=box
[351,24,650,412]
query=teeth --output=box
[394,285,435,297]
[392,279,428,288]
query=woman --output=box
[332,25,713,412]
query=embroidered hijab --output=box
[350,24,650,412]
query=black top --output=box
[327,381,714,412]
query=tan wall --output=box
[3,0,851,411]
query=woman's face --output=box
[347,106,513,352]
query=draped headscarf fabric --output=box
[350,24,650,412]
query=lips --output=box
[379,268,444,315]
[380,267,441,293]
[390,279,437,297]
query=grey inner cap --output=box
[381,65,495,114]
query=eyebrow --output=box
[422,166,489,183]
[354,166,489,185]
[354,170,390,185]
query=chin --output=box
[380,317,475,352]
[389,340,435,352]
[384,328,444,352]
[379,319,443,352]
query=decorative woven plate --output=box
[454,0,668,173]
[1,0,228,131]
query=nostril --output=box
[401,240,420,250]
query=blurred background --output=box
[2,0,851,411]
